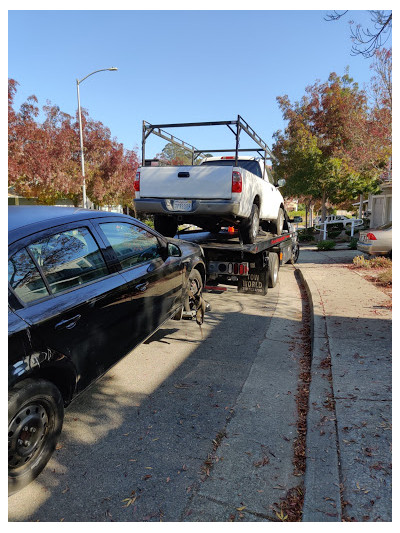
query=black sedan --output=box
[8,206,206,495]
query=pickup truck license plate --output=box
[173,200,192,211]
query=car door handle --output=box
[55,314,81,331]
[134,282,149,292]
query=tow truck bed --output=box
[175,227,298,295]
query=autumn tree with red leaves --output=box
[8,79,139,208]
[272,69,391,221]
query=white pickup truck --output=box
[134,156,286,244]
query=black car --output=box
[8,206,206,495]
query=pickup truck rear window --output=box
[201,159,262,178]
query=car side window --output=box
[8,248,50,304]
[100,222,161,270]
[28,227,109,295]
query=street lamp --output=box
[76,67,118,208]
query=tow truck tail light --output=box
[134,171,140,192]
[232,171,242,193]
[367,232,377,240]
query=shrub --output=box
[369,256,392,269]
[352,255,392,269]
[298,227,315,237]
[353,255,369,268]
[327,230,342,239]
[316,240,336,251]
[298,234,315,242]
[377,266,392,284]
[348,237,358,249]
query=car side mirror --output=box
[276,179,286,188]
[168,243,181,257]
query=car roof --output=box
[8,206,138,244]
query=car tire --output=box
[239,204,260,244]
[270,207,284,236]
[8,378,64,496]
[184,269,203,315]
[268,252,279,288]
[154,215,178,237]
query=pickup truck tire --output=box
[270,207,284,236]
[184,269,203,315]
[154,215,178,238]
[268,252,279,288]
[8,378,64,496]
[239,204,259,244]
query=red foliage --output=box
[8,78,139,207]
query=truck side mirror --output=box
[276,179,286,187]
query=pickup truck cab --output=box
[134,156,286,244]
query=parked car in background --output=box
[357,222,392,258]
[8,206,205,495]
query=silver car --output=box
[357,222,392,258]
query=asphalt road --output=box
[9,266,301,522]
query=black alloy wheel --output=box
[8,379,64,495]
[184,269,203,314]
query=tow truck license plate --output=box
[173,200,192,211]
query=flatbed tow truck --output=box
[137,116,299,297]
[176,221,299,297]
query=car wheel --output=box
[154,215,178,237]
[239,204,260,244]
[184,269,203,314]
[270,207,284,236]
[268,252,279,288]
[8,379,64,496]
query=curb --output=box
[296,268,342,522]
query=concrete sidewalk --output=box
[297,247,392,522]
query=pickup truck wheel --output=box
[184,269,203,315]
[268,252,279,288]
[239,204,260,244]
[8,379,64,496]
[270,208,284,236]
[154,215,178,237]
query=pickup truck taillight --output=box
[232,171,242,193]
[134,171,140,192]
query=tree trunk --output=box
[310,203,314,227]
[321,191,327,222]
[305,203,309,229]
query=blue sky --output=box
[8,7,391,160]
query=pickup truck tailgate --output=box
[140,165,232,199]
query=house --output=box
[368,162,392,227]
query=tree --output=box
[325,10,392,58]
[156,142,213,166]
[8,79,139,208]
[272,71,387,222]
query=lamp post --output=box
[76,67,118,208]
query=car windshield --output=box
[376,222,392,230]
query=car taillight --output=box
[367,232,377,240]
[232,171,242,193]
[134,171,140,192]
